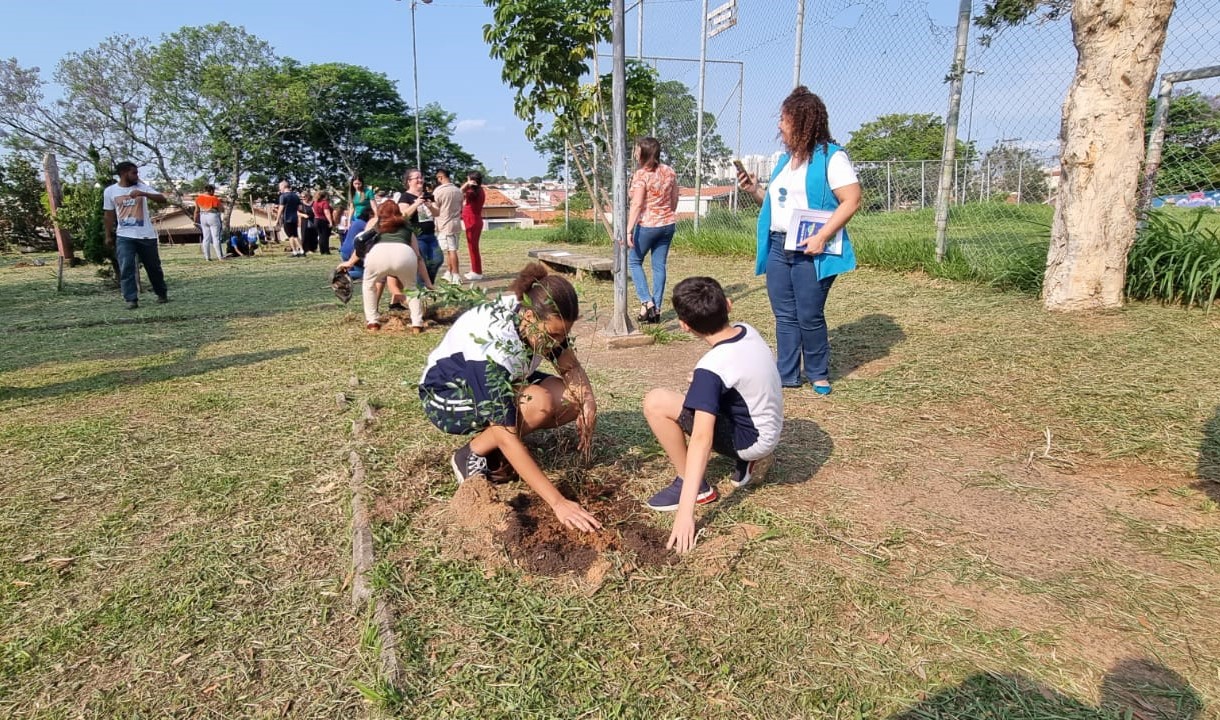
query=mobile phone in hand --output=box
[732,159,748,176]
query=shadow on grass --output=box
[1198,406,1220,502]
[890,658,1201,720]
[588,409,659,464]
[0,347,305,405]
[698,417,833,525]
[829,313,906,381]
[720,281,769,308]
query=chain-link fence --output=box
[584,0,1220,284]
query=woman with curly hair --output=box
[737,86,861,396]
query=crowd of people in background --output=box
[168,169,487,280]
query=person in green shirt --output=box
[346,175,375,228]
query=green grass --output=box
[543,204,1220,301]
[1127,209,1220,309]
[2,236,1218,717]
[542,203,1055,291]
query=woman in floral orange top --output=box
[626,137,679,324]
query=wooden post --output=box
[42,152,76,290]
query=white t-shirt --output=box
[683,323,783,461]
[103,182,159,240]
[418,295,557,427]
[768,150,858,233]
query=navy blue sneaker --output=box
[731,454,774,488]
[646,476,718,512]
[450,443,490,484]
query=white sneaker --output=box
[464,272,483,281]
[446,271,461,284]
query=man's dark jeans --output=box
[116,236,167,302]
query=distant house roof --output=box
[516,208,591,225]
[483,187,520,208]
[152,203,277,233]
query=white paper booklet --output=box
[784,208,843,255]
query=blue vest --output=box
[754,145,857,280]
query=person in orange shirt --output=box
[193,184,224,261]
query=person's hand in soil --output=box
[485,425,602,533]
[555,349,598,457]
[551,498,602,533]
[667,512,697,553]
[575,387,597,456]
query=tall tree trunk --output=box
[1042,0,1176,312]
[225,148,241,235]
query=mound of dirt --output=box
[423,473,675,582]
[496,486,675,576]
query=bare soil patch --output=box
[760,424,1220,674]
[417,473,675,586]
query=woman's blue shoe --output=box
[813,383,833,396]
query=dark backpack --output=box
[353,227,380,259]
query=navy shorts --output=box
[678,407,742,460]
[420,371,554,435]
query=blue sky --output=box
[2,1,1214,177]
[0,0,965,178]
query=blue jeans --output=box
[116,236,167,302]
[628,223,674,307]
[766,233,836,385]
[416,233,442,285]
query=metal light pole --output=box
[793,0,806,87]
[637,0,644,59]
[409,0,433,171]
[693,0,710,233]
[965,68,983,201]
[608,0,634,336]
[964,69,984,148]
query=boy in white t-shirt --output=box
[642,276,783,552]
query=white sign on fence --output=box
[706,0,737,38]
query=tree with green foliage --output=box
[4,25,483,255]
[0,155,51,250]
[847,113,973,211]
[58,179,112,269]
[1145,90,1220,195]
[975,0,1177,311]
[147,23,307,231]
[484,0,615,233]
[978,144,1048,204]
[848,113,956,162]
[0,59,94,170]
[531,61,657,199]
[483,0,611,140]
[55,36,180,191]
[267,63,478,189]
[650,79,731,186]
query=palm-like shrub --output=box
[1127,209,1220,309]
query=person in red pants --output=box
[461,170,486,280]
